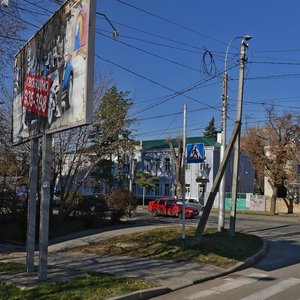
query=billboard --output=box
[13,0,96,145]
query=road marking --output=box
[185,273,269,300]
[240,278,300,300]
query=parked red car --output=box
[148,198,199,219]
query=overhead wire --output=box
[97,31,202,73]
[7,2,300,139]
[116,0,227,46]
[1,6,39,29]
[95,54,225,116]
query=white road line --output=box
[240,278,300,300]
[185,273,269,300]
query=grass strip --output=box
[72,227,262,268]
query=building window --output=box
[155,158,160,175]
[164,183,170,196]
[185,184,190,198]
[155,183,160,195]
[145,159,151,172]
[164,158,170,172]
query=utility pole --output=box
[218,35,251,232]
[181,103,187,251]
[218,71,228,232]
[229,38,251,238]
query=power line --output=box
[23,0,53,14]
[95,54,223,115]
[98,17,204,52]
[97,28,203,54]
[1,5,39,29]
[0,34,26,42]
[97,31,201,73]
[250,61,300,66]
[116,0,227,46]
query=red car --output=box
[148,198,199,219]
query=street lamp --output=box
[218,35,252,232]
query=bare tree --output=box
[0,2,25,97]
[168,137,184,198]
[242,108,300,214]
[51,79,136,221]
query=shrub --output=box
[105,188,137,223]
[73,194,109,218]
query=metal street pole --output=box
[218,35,251,232]
[26,138,38,272]
[181,103,187,251]
[229,37,251,238]
[38,134,52,281]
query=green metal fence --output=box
[225,192,247,211]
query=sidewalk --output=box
[0,224,267,300]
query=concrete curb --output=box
[108,287,172,300]
[108,238,267,300]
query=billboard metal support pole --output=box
[26,137,38,272]
[38,134,52,281]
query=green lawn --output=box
[71,226,263,268]
[0,268,157,300]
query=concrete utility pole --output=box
[194,35,251,242]
[218,67,228,232]
[218,35,252,232]
[181,103,187,251]
[229,37,251,238]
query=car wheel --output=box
[152,209,158,217]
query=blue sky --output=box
[13,0,300,141]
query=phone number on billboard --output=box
[22,74,51,117]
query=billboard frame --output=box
[12,0,96,145]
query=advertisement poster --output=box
[13,0,95,145]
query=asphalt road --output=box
[146,209,300,300]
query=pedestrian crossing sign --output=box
[186,143,204,163]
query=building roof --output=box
[141,137,220,150]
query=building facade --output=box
[133,137,254,207]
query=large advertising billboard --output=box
[13,0,96,145]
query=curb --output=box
[108,238,267,300]
[108,287,171,300]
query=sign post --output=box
[26,138,38,272]
[38,134,52,281]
